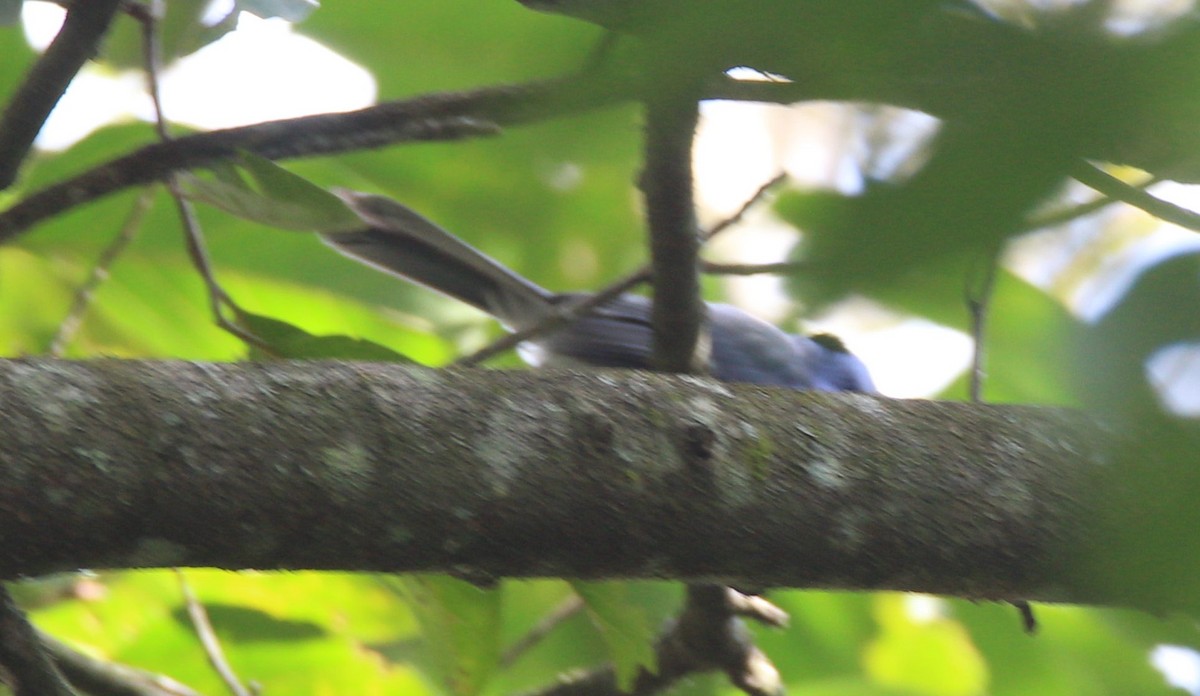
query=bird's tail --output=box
[322,190,555,329]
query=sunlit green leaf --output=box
[571,580,659,691]
[182,570,418,643]
[238,309,413,361]
[382,574,501,696]
[863,594,988,696]
[751,590,875,683]
[937,269,1084,405]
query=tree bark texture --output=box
[0,359,1114,604]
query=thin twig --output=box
[700,175,793,275]
[964,248,999,403]
[702,261,802,276]
[138,2,270,352]
[500,595,585,668]
[1021,174,1160,232]
[174,570,253,696]
[456,173,786,366]
[167,176,274,351]
[1013,601,1037,634]
[702,173,787,241]
[47,189,154,356]
[1072,162,1200,231]
[963,248,1039,634]
[0,585,78,696]
[39,628,202,696]
[454,269,649,367]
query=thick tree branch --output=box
[0,358,1128,608]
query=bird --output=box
[321,190,875,394]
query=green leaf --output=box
[937,269,1084,405]
[863,594,988,696]
[571,580,659,692]
[382,574,501,696]
[955,601,1181,696]
[237,310,413,361]
[182,153,362,232]
[790,676,926,696]
[777,120,1076,312]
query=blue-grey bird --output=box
[322,190,875,393]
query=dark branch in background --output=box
[1072,162,1200,231]
[471,106,785,696]
[39,630,202,696]
[527,586,783,696]
[0,586,78,696]
[0,72,630,244]
[0,75,779,248]
[0,0,123,190]
[641,86,705,372]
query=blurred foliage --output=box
[570,580,659,690]
[381,575,502,696]
[2,0,1200,695]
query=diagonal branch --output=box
[39,629,202,696]
[0,0,124,190]
[1072,162,1200,232]
[0,73,633,244]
